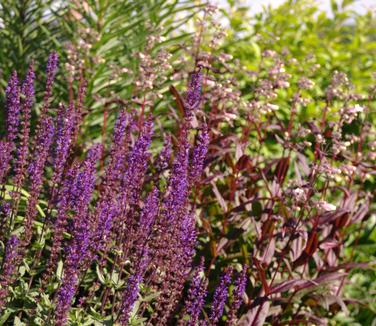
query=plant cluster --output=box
[195,47,376,325]
[0,52,250,325]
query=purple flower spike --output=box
[0,71,20,183]
[14,64,35,188]
[227,266,248,325]
[44,166,78,284]
[69,144,101,213]
[0,235,20,307]
[55,273,77,326]
[91,200,115,255]
[1,235,20,281]
[121,117,153,207]
[21,64,36,114]
[139,187,159,237]
[189,124,209,185]
[180,212,197,261]
[24,117,55,245]
[52,103,76,187]
[0,141,12,183]
[28,117,55,188]
[155,134,172,172]
[100,110,132,197]
[41,51,58,117]
[113,109,129,147]
[5,71,21,143]
[209,268,233,325]
[186,70,203,114]
[0,201,11,238]
[46,51,58,93]
[163,131,190,223]
[185,259,208,326]
[55,145,101,324]
[118,252,149,324]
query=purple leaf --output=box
[296,272,348,291]
[269,279,308,294]
[352,200,369,223]
[238,300,270,326]
[317,208,349,225]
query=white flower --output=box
[265,103,279,111]
[349,104,364,114]
[319,201,336,211]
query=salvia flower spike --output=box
[184,259,208,326]
[209,267,233,325]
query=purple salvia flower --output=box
[180,212,197,262]
[118,251,149,324]
[21,64,35,116]
[69,144,101,241]
[131,187,159,260]
[51,102,75,187]
[185,259,208,326]
[46,51,59,81]
[69,77,87,146]
[0,235,20,307]
[28,117,55,183]
[113,109,129,147]
[90,199,115,257]
[118,274,141,324]
[91,111,140,265]
[189,123,209,185]
[55,273,77,326]
[185,70,203,115]
[33,52,58,144]
[139,187,159,238]
[5,71,21,143]
[0,235,19,279]
[148,127,192,324]
[162,129,190,223]
[111,118,153,269]
[0,141,12,183]
[121,117,153,207]
[155,134,172,172]
[0,201,11,219]
[31,54,58,168]
[0,71,20,183]
[209,268,233,325]
[227,266,248,325]
[43,165,78,285]
[101,110,131,193]
[24,117,55,245]
[0,201,11,240]
[91,111,133,262]
[111,118,153,252]
[41,51,58,116]
[55,145,101,324]
[14,64,35,188]
[69,144,101,213]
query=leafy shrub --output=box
[221,0,376,94]
[194,46,376,324]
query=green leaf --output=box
[96,265,106,285]
[56,260,64,280]
[14,316,25,326]
[0,310,13,324]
